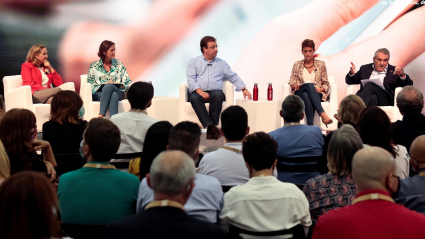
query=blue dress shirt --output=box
[394,169,425,214]
[137,174,224,223]
[186,55,245,93]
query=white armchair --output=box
[80,74,130,120]
[346,85,402,122]
[282,75,338,131]
[3,75,75,132]
[179,81,234,127]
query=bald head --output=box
[352,147,395,192]
[410,136,425,167]
[149,150,196,196]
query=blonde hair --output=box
[338,95,366,125]
[25,44,46,65]
[0,141,10,182]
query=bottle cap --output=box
[254,83,258,86]
[269,83,272,85]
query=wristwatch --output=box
[242,87,247,92]
[400,69,406,78]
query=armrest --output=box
[82,83,94,120]
[179,84,188,121]
[393,87,403,122]
[346,84,360,96]
[282,84,291,99]
[6,85,34,111]
[59,82,75,91]
[224,81,234,105]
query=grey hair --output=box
[149,151,196,196]
[373,48,390,59]
[327,124,363,175]
[396,85,424,115]
[281,95,305,122]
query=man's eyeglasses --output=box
[208,45,218,50]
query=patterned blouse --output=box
[87,58,132,94]
[288,59,330,102]
[303,173,357,224]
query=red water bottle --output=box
[267,83,273,101]
[253,83,258,101]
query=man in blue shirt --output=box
[393,135,425,214]
[187,36,251,140]
[269,95,323,185]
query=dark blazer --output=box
[345,63,413,98]
[103,207,228,239]
[392,114,425,151]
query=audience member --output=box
[313,147,425,239]
[220,132,311,235]
[111,82,158,164]
[138,121,223,223]
[43,90,87,154]
[0,171,63,239]
[322,95,365,173]
[393,135,425,213]
[135,121,173,180]
[103,151,227,239]
[393,86,425,150]
[357,106,409,178]
[304,125,362,224]
[58,118,140,225]
[0,109,57,181]
[269,95,323,184]
[198,106,251,186]
[0,95,5,119]
[0,141,10,185]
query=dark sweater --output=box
[42,120,87,154]
[392,114,425,151]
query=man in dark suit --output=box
[392,86,425,151]
[103,150,227,239]
[346,48,413,106]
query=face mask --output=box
[79,106,85,118]
[31,128,37,142]
[79,140,85,159]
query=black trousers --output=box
[357,83,393,106]
[189,90,225,128]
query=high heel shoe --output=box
[320,112,333,128]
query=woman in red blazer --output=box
[21,44,63,104]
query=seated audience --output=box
[111,81,158,164]
[0,141,10,185]
[43,90,87,154]
[138,121,223,223]
[304,125,362,224]
[392,85,425,150]
[198,106,251,186]
[22,44,63,104]
[58,118,140,225]
[357,106,409,178]
[393,135,425,213]
[0,109,57,181]
[220,132,311,235]
[322,95,365,173]
[0,171,63,239]
[313,147,425,239]
[135,121,173,180]
[103,151,227,239]
[269,95,323,184]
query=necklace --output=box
[304,60,314,69]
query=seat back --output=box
[222,185,234,193]
[3,75,23,102]
[111,152,143,169]
[228,224,306,239]
[61,223,105,239]
[54,153,86,176]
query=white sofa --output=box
[282,75,338,131]
[179,81,234,127]
[3,75,75,132]
[346,85,403,122]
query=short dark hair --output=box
[396,86,424,115]
[97,40,115,62]
[168,121,201,156]
[200,36,216,53]
[302,39,315,51]
[84,118,121,162]
[50,90,83,125]
[127,82,154,110]
[221,106,248,141]
[281,95,305,122]
[243,132,278,171]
